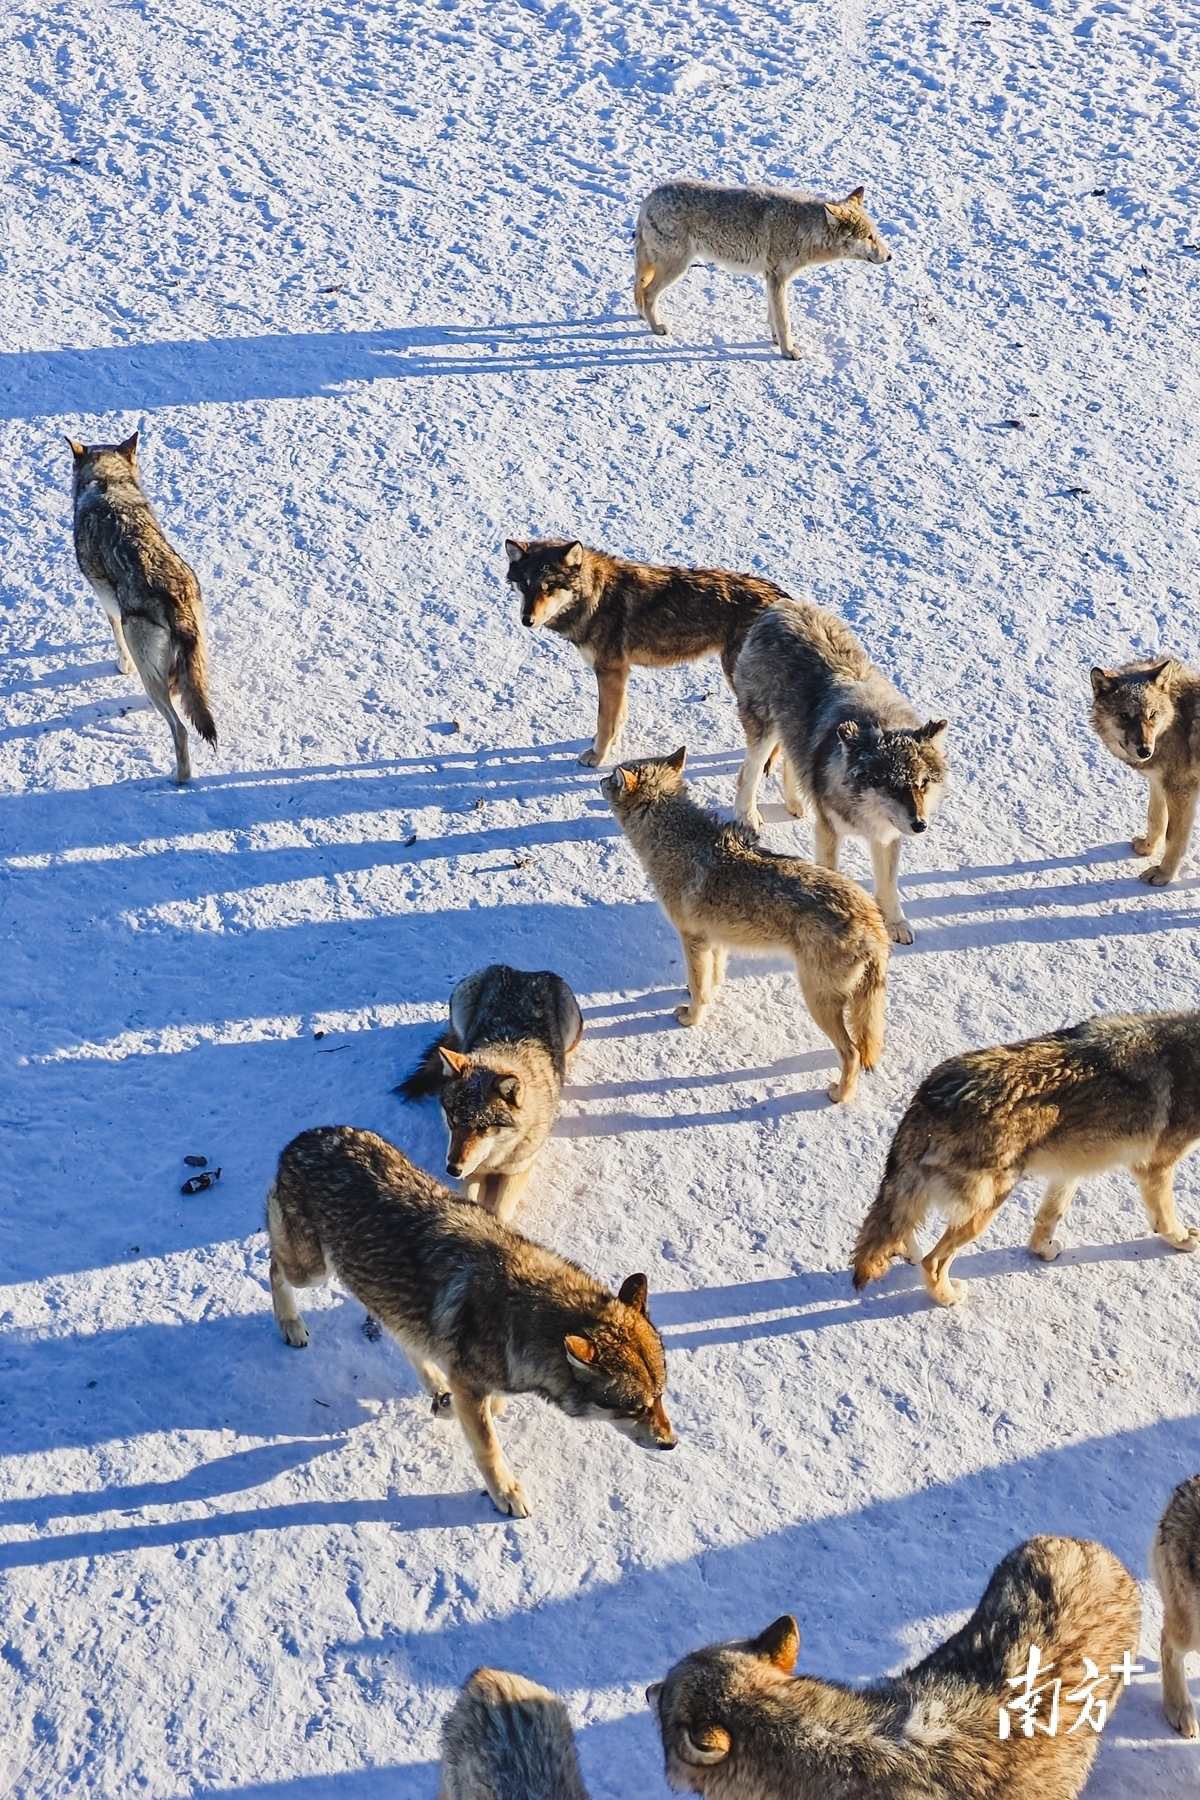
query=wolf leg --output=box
[921,1182,1007,1304]
[712,945,729,991]
[1133,777,1168,858]
[123,617,192,784]
[903,1230,923,1265]
[765,271,798,360]
[870,838,913,945]
[780,756,806,819]
[269,1256,310,1348]
[390,1334,452,1415]
[581,664,629,766]
[639,249,689,335]
[450,1383,531,1518]
[107,613,137,676]
[676,935,716,1026]
[1142,784,1198,885]
[813,812,840,870]
[734,728,778,834]
[1028,1179,1079,1261]
[1161,1622,1199,1736]
[1133,1163,1200,1249]
[489,1163,534,1227]
[802,982,860,1104]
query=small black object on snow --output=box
[181,1168,222,1195]
[183,1154,208,1168]
[362,1315,383,1342]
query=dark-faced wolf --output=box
[68,432,216,783]
[634,180,890,359]
[1151,1474,1200,1737]
[505,537,784,765]
[267,1126,675,1517]
[733,597,948,944]
[398,965,583,1225]
[649,1535,1140,1798]
[853,1011,1200,1306]
[438,1668,588,1800]
[1090,657,1200,885]
[603,748,889,1102]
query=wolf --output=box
[852,1011,1200,1307]
[505,538,785,766]
[398,965,583,1224]
[266,1126,675,1517]
[438,1668,589,1800]
[1150,1474,1200,1737]
[602,748,889,1102]
[647,1535,1140,1799]
[732,598,948,944]
[1090,658,1200,885]
[68,432,217,783]
[634,180,890,360]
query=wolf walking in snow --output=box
[603,748,889,1102]
[732,597,948,944]
[398,964,583,1225]
[505,537,784,766]
[1151,1474,1200,1737]
[266,1126,675,1517]
[1090,657,1200,885]
[648,1535,1140,1799]
[438,1668,589,1800]
[67,432,216,784]
[634,180,890,359]
[852,1011,1200,1307]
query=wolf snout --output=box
[910,817,928,833]
[1137,744,1153,760]
[446,1160,463,1177]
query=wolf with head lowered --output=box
[267,1127,675,1517]
[506,538,784,766]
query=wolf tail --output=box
[851,1102,930,1291]
[176,631,218,746]
[396,1033,453,1101]
[848,940,888,1071]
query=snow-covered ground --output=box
[2,0,1200,1792]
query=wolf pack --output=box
[61,177,1200,1798]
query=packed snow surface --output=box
[2,0,1200,1793]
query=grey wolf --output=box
[506,538,784,765]
[398,964,583,1225]
[267,1126,675,1517]
[733,598,948,944]
[648,1535,1140,1799]
[1090,658,1200,884]
[634,180,890,360]
[68,432,216,783]
[852,1011,1200,1307]
[438,1668,588,1800]
[1150,1474,1200,1736]
[602,748,889,1102]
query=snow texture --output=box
[2,0,1200,1793]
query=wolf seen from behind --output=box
[1151,1474,1200,1737]
[649,1535,1139,1799]
[398,964,582,1225]
[68,432,217,783]
[438,1668,589,1800]
[603,748,889,1102]
[506,537,784,765]
[1090,657,1200,885]
[267,1126,675,1518]
[733,597,948,944]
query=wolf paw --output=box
[827,1079,856,1104]
[1167,1226,1200,1253]
[489,1395,507,1418]
[930,1278,967,1306]
[887,919,915,945]
[1165,1699,1199,1738]
[674,1002,706,1027]
[650,322,669,337]
[490,1477,532,1519]
[1141,864,1173,886]
[1030,1236,1063,1262]
[118,658,136,677]
[579,745,604,767]
[780,345,801,361]
[744,808,765,835]
[1132,835,1163,857]
[278,1317,309,1348]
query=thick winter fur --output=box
[634,181,890,359]
[648,1535,1140,1800]
[852,1011,1200,1307]
[266,1126,675,1516]
[1090,658,1200,885]
[1150,1474,1200,1737]
[505,538,785,766]
[733,598,948,944]
[398,965,583,1224]
[602,749,889,1103]
[437,1668,589,1800]
[68,433,216,783]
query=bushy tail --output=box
[851,1103,930,1292]
[176,631,217,746]
[396,1033,453,1101]
[848,939,888,1071]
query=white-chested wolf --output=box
[648,1535,1140,1799]
[733,597,948,944]
[398,964,583,1224]
[1151,1474,1200,1737]
[267,1126,675,1517]
[68,432,216,783]
[438,1668,589,1800]
[634,180,890,359]
[1090,657,1200,885]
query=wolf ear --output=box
[1147,658,1177,686]
[824,204,843,229]
[921,718,949,743]
[564,541,584,567]
[438,1046,470,1078]
[117,431,139,460]
[678,1725,732,1766]
[66,437,87,458]
[612,765,637,794]
[837,720,860,743]
[494,1073,522,1105]
[1090,667,1115,696]
[564,1334,597,1376]
[750,1615,800,1673]
[618,1272,649,1314]
[505,539,527,563]
[845,185,865,203]
[665,745,687,772]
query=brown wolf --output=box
[266,1126,675,1517]
[68,432,216,783]
[852,1011,1200,1307]
[398,965,583,1224]
[634,180,890,359]
[1150,1474,1200,1737]
[505,538,784,765]
[438,1668,589,1800]
[648,1535,1140,1799]
[602,748,889,1102]
[1090,657,1200,884]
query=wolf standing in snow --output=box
[67,432,217,784]
[733,597,948,944]
[852,1011,1200,1307]
[438,1668,589,1800]
[603,748,889,1103]
[1151,1474,1200,1737]
[1090,657,1200,885]
[648,1536,1140,1799]
[634,180,890,359]
[506,537,784,766]
[267,1126,675,1517]
[398,964,583,1224]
